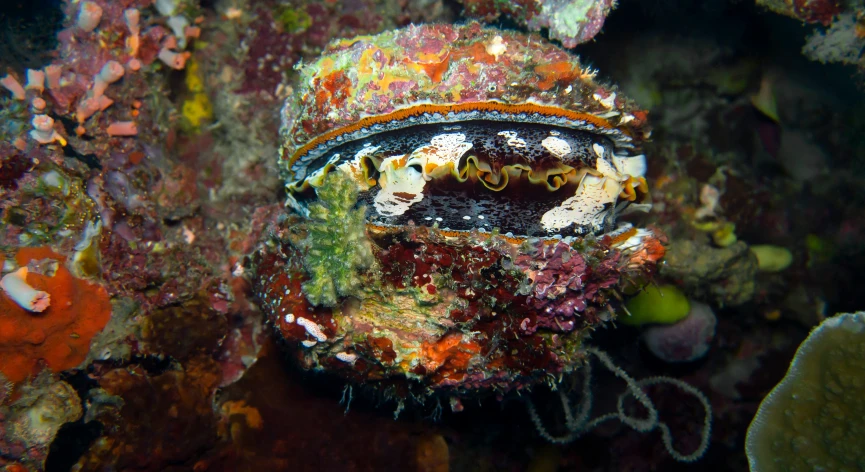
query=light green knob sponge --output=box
[621,285,691,326]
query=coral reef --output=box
[803,13,865,66]
[0,164,96,251]
[757,0,865,78]
[0,373,82,470]
[660,240,758,307]
[74,358,221,470]
[0,0,862,470]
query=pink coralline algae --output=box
[514,241,621,330]
[461,0,616,47]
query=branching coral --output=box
[299,171,373,306]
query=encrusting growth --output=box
[299,171,373,307]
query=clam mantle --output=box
[279,22,650,237]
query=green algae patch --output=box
[274,5,311,34]
[621,284,691,326]
[299,171,373,307]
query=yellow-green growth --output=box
[746,311,865,472]
[712,222,737,247]
[621,284,691,326]
[805,233,835,266]
[750,244,793,273]
[274,5,311,34]
[300,171,373,307]
[692,220,738,248]
[181,58,212,130]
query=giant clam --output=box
[252,22,664,402]
[279,23,651,236]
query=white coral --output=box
[803,13,865,65]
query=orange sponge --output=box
[0,247,111,383]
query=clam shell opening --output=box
[286,104,649,237]
[278,24,652,238]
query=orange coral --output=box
[421,332,481,383]
[628,236,667,266]
[0,247,111,383]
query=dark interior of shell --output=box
[287,108,647,237]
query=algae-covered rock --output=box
[746,311,865,471]
[660,240,757,306]
[1,373,83,469]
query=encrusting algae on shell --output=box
[255,19,660,397]
[251,21,710,461]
